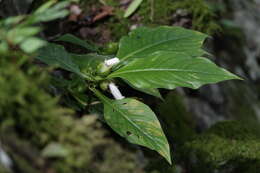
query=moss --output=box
[170,0,221,34]
[136,0,220,34]
[138,0,172,25]
[0,62,72,147]
[233,161,260,173]
[183,121,260,172]
[143,91,195,173]
[105,13,130,41]
[225,83,260,136]
[38,115,146,173]
[77,0,130,41]
[11,153,40,173]
[0,70,147,172]
[1,90,147,173]
[77,0,220,45]
[206,120,260,140]
[145,159,180,173]
[0,165,10,173]
[0,58,146,173]
[158,91,195,144]
[88,0,221,43]
[2,108,147,173]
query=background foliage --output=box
[0,0,260,173]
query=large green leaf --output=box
[116,26,207,63]
[92,89,171,164]
[109,51,241,90]
[36,43,92,80]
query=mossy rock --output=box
[3,115,147,173]
[170,0,220,34]
[182,121,260,173]
[85,0,221,43]
[142,91,195,173]
[0,61,72,147]
[136,0,220,34]
[0,165,11,173]
[51,115,144,173]
[137,0,172,25]
[1,103,148,173]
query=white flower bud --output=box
[108,82,125,100]
[105,57,120,67]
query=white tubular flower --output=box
[105,57,120,67]
[0,144,13,170]
[108,82,125,100]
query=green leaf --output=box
[34,1,70,22]
[1,16,25,27]
[32,1,69,23]
[34,0,57,13]
[124,0,144,18]
[109,51,241,90]
[56,34,98,51]
[7,26,42,44]
[36,43,92,80]
[20,37,46,53]
[134,87,163,100]
[126,81,163,99]
[117,26,207,63]
[0,42,8,53]
[92,89,171,164]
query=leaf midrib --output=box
[55,57,90,79]
[101,97,160,150]
[109,68,231,77]
[38,45,86,78]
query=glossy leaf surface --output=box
[109,51,241,90]
[117,26,207,63]
[93,89,171,164]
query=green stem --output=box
[89,87,104,101]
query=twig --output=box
[150,0,154,22]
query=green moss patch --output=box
[183,121,260,172]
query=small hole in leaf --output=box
[112,109,115,112]
[122,102,127,105]
[126,131,132,136]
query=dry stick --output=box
[150,0,154,22]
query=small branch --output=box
[150,0,154,22]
